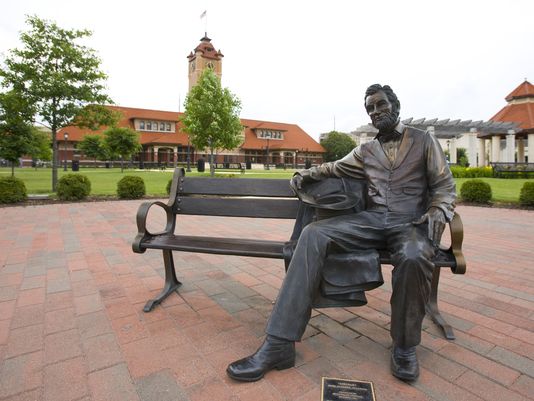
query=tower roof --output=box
[187,35,223,61]
[505,79,534,101]
[490,79,534,131]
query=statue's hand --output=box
[412,207,446,246]
[289,171,314,193]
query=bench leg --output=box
[144,249,182,312]
[426,267,455,340]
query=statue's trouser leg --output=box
[266,211,389,341]
[387,223,435,348]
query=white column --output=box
[478,138,487,166]
[505,130,516,163]
[173,146,178,167]
[468,128,478,167]
[517,138,525,162]
[491,135,500,163]
[153,146,159,162]
[529,134,534,163]
[449,138,457,164]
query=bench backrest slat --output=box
[177,197,299,218]
[182,177,295,197]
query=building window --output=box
[146,121,152,130]
[140,121,145,129]
[160,122,165,131]
[166,123,171,131]
[256,130,283,140]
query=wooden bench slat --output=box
[176,197,299,218]
[142,234,288,258]
[182,178,295,197]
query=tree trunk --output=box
[11,164,15,177]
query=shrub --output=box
[117,176,145,199]
[0,176,27,204]
[450,166,493,178]
[56,174,91,201]
[460,179,492,203]
[519,182,534,206]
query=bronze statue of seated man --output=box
[227,83,456,382]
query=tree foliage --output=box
[181,68,242,176]
[0,90,37,176]
[102,127,141,172]
[0,15,114,190]
[28,129,52,163]
[320,131,356,162]
[78,134,105,165]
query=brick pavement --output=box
[0,201,533,401]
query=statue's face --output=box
[365,91,399,131]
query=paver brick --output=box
[43,357,88,401]
[83,333,124,372]
[88,363,140,401]
[0,351,43,398]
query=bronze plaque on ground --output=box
[321,377,376,401]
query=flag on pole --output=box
[200,10,207,19]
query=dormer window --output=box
[136,119,175,133]
[256,129,284,140]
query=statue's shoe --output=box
[226,336,295,382]
[391,345,419,381]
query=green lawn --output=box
[0,167,297,196]
[2,167,532,204]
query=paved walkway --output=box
[0,201,533,401]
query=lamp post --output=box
[63,132,69,171]
[265,134,271,170]
[186,138,191,172]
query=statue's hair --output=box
[364,84,400,111]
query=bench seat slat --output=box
[182,178,295,197]
[177,197,299,218]
[139,235,456,267]
[142,234,288,258]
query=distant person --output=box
[226,84,456,382]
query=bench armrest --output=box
[132,201,176,253]
[448,212,466,274]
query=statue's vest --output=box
[361,127,430,214]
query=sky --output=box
[1,0,534,140]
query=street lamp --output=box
[265,133,271,170]
[63,132,69,171]
[186,138,191,172]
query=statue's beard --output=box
[371,109,399,132]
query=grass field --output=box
[2,167,532,203]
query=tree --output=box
[181,68,242,176]
[0,90,36,176]
[320,131,356,162]
[102,127,141,172]
[78,134,105,166]
[28,129,52,167]
[0,16,115,191]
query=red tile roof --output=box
[505,80,534,101]
[187,36,223,61]
[57,105,325,152]
[490,80,534,131]
[490,102,534,131]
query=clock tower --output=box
[187,35,224,91]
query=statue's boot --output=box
[226,335,295,382]
[391,345,419,381]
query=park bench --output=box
[490,162,534,177]
[213,162,246,173]
[132,168,466,340]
